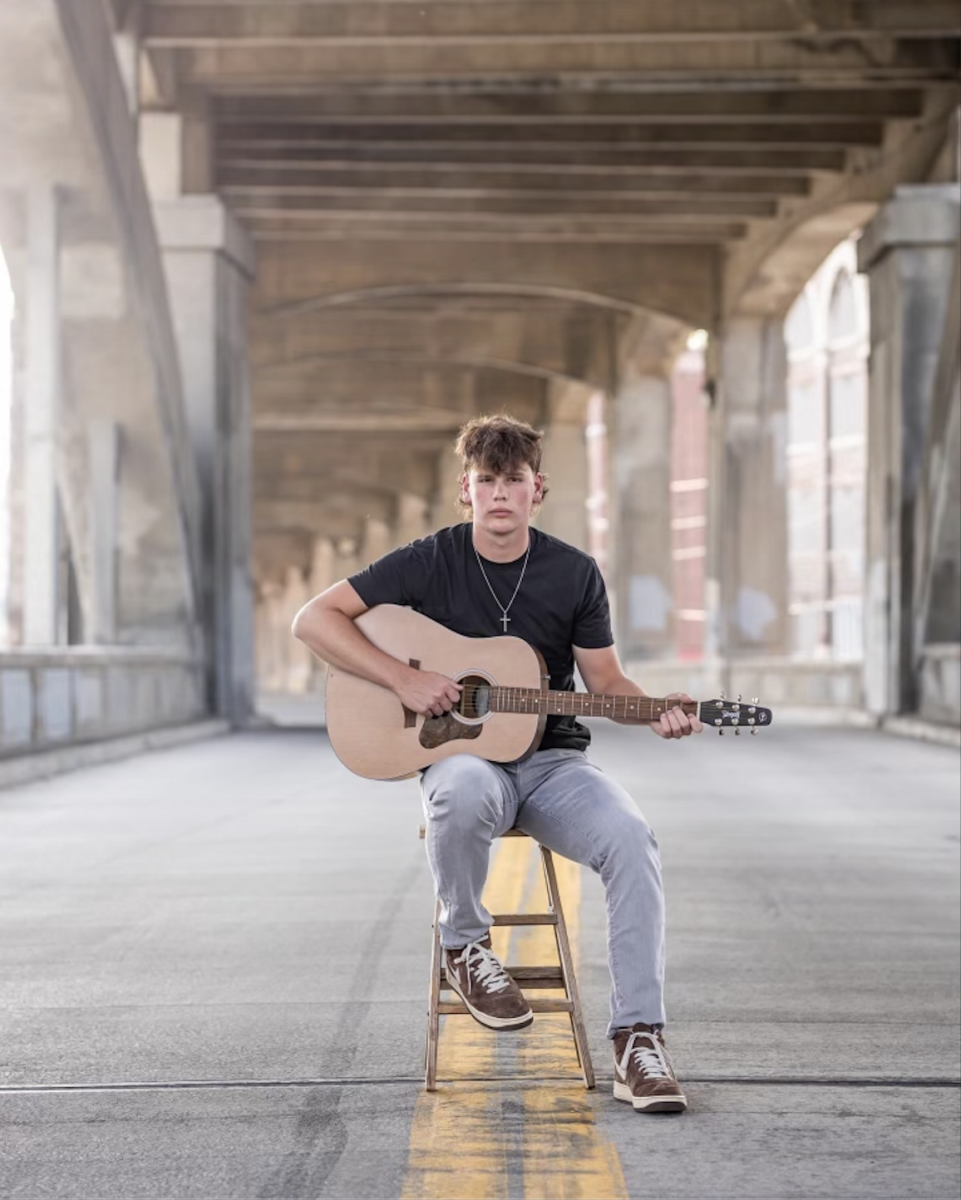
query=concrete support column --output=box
[309,537,336,597]
[87,419,119,642]
[431,446,464,533]
[360,516,392,567]
[857,184,961,717]
[708,318,790,660]
[282,564,312,693]
[153,197,257,725]
[396,493,429,546]
[538,384,590,551]
[610,376,674,659]
[23,188,62,647]
[306,536,336,690]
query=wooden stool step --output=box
[419,823,595,1092]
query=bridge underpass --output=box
[0,1,959,1196]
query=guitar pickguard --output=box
[419,714,483,750]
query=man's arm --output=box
[291,582,462,718]
[573,644,702,739]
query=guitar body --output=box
[325,605,548,780]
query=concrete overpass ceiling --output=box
[134,0,960,557]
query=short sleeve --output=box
[572,559,614,649]
[348,542,430,610]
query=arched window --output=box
[785,291,815,355]
[784,245,868,663]
[828,270,858,343]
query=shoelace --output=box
[621,1031,674,1080]
[453,941,511,995]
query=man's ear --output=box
[533,472,545,502]
[458,472,471,506]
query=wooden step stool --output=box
[419,825,595,1091]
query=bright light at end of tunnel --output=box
[686,329,709,352]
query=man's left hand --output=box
[650,692,703,739]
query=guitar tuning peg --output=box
[719,691,725,700]
[736,694,742,702]
[751,728,759,736]
[718,728,724,736]
[734,727,741,735]
[751,697,759,704]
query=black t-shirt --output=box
[348,523,613,752]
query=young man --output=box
[292,414,702,1115]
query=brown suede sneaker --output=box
[444,934,534,1031]
[612,1023,688,1113]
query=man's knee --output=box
[423,756,506,830]
[599,809,660,872]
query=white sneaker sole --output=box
[613,1079,688,1113]
[446,976,534,1031]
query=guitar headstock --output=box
[699,695,773,736]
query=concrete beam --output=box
[250,306,617,391]
[253,241,719,330]
[169,39,956,88]
[217,142,851,174]
[143,2,961,45]
[237,214,752,247]
[254,436,442,497]
[224,188,777,220]
[219,163,810,199]
[254,497,395,536]
[213,121,887,149]
[212,87,929,124]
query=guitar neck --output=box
[489,688,697,722]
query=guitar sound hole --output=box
[457,674,492,720]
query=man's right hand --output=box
[393,667,463,718]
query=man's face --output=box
[462,462,544,532]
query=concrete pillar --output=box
[153,197,257,725]
[139,98,215,200]
[256,580,287,693]
[87,419,119,642]
[282,564,313,693]
[360,515,392,567]
[585,391,610,579]
[112,32,140,116]
[857,184,961,717]
[430,446,465,533]
[23,188,62,646]
[538,386,590,551]
[396,493,429,546]
[336,537,361,586]
[305,536,337,690]
[309,537,336,597]
[708,318,790,660]
[610,375,674,659]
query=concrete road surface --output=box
[0,722,958,1199]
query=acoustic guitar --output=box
[326,604,773,780]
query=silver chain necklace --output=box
[473,540,531,634]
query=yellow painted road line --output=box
[516,855,629,1200]
[402,840,628,1200]
[401,835,535,1200]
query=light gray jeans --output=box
[421,747,666,1036]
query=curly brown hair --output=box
[454,414,550,511]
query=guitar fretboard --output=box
[488,689,697,721]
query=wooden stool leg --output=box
[425,898,442,1091]
[541,847,596,1090]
